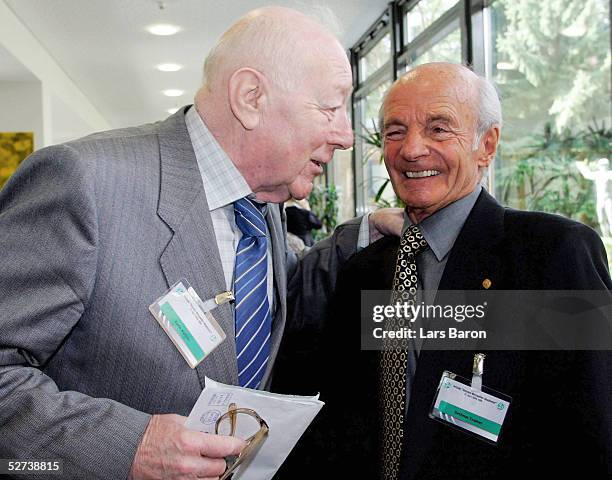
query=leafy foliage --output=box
[494,0,610,136]
[499,122,611,227]
[308,184,339,242]
[359,121,405,208]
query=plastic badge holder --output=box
[149,279,228,368]
[429,370,512,445]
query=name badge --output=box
[429,354,511,444]
[149,279,231,368]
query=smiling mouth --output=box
[404,170,440,178]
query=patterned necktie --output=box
[233,197,272,389]
[380,224,429,479]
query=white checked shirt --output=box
[184,106,275,310]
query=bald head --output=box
[201,6,344,93]
[192,6,353,204]
[380,63,502,147]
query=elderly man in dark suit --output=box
[291,63,610,480]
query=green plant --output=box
[359,120,404,208]
[498,121,610,227]
[308,184,339,241]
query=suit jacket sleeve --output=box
[286,216,364,334]
[538,221,612,471]
[544,221,611,289]
[271,217,363,395]
[0,146,150,479]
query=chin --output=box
[398,191,443,210]
[288,180,314,201]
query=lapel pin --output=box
[482,278,492,289]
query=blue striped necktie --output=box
[233,197,272,389]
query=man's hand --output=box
[129,414,246,480]
[369,208,404,242]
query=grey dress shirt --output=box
[405,185,482,302]
[403,185,482,408]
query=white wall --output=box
[0,0,110,149]
[0,81,46,149]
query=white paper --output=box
[186,377,324,480]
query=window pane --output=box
[355,79,396,211]
[405,0,459,43]
[331,148,355,223]
[409,25,462,68]
[359,32,391,82]
[489,0,611,260]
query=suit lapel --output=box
[438,189,505,291]
[400,190,506,479]
[260,204,287,387]
[156,108,239,388]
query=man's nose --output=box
[331,110,354,150]
[399,128,429,160]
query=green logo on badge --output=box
[497,402,505,410]
[443,380,451,389]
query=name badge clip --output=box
[429,353,512,445]
[149,279,228,369]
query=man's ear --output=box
[228,68,266,130]
[478,125,500,168]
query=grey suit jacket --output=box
[0,109,294,479]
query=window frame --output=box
[350,0,483,215]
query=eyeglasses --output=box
[215,403,269,480]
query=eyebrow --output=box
[426,113,455,124]
[382,118,406,130]
[383,111,458,130]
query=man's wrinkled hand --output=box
[128,414,246,480]
[369,208,404,242]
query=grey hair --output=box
[472,75,502,150]
[202,5,342,92]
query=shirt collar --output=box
[403,185,482,262]
[184,105,253,211]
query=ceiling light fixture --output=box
[147,24,181,36]
[157,63,182,72]
[167,107,179,114]
[163,89,184,97]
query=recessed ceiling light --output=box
[147,24,181,36]
[167,107,179,114]
[157,63,182,72]
[163,89,184,97]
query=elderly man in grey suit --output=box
[0,7,400,480]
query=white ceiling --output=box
[0,43,37,82]
[3,0,388,129]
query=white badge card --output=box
[149,279,227,369]
[429,371,511,445]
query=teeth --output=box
[404,170,440,178]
